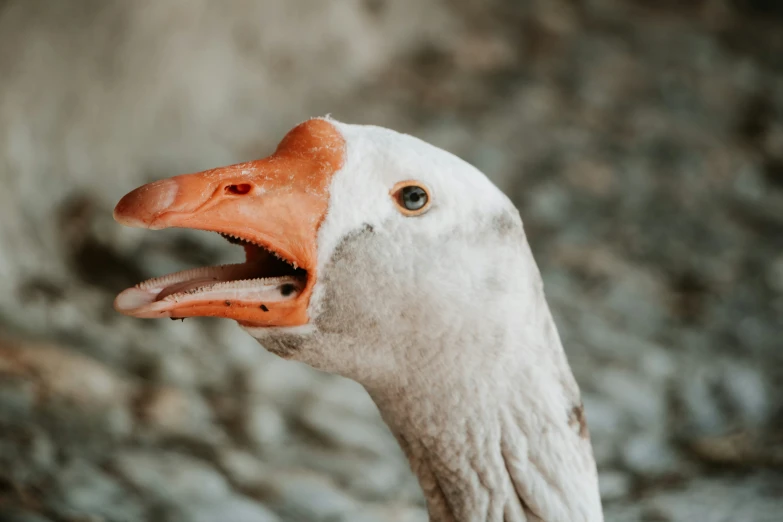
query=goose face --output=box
[114,118,521,376]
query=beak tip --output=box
[113,179,179,229]
[112,205,149,228]
[114,287,151,313]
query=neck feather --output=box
[365,286,603,522]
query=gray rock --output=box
[266,444,412,502]
[594,369,666,431]
[298,402,396,457]
[173,495,280,522]
[0,426,55,483]
[219,449,272,490]
[0,375,36,419]
[258,471,360,521]
[767,255,783,293]
[598,470,632,502]
[526,182,571,226]
[246,357,325,412]
[642,475,783,522]
[675,358,773,439]
[0,510,54,522]
[343,506,429,522]
[244,400,287,449]
[53,460,145,522]
[137,386,219,442]
[621,433,682,478]
[114,450,230,502]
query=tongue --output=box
[156,277,224,301]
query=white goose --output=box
[113,118,603,522]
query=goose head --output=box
[114,118,518,381]
[114,118,603,522]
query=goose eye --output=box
[391,182,431,216]
[401,186,427,210]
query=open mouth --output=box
[111,118,343,328]
[114,231,309,324]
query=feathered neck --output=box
[364,260,603,522]
[256,208,605,521]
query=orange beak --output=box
[112,119,345,327]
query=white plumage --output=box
[115,118,604,521]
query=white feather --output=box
[246,119,603,522]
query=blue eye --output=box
[392,182,431,216]
[401,186,427,210]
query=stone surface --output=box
[250,470,361,521]
[597,470,632,503]
[114,450,231,502]
[51,460,145,522]
[1,0,782,520]
[0,511,53,522]
[173,496,280,522]
[136,385,219,443]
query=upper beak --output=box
[114,158,322,271]
[112,118,344,327]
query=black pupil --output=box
[402,186,427,211]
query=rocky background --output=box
[0,0,782,521]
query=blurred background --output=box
[0,0,781,521]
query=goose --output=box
[113,118,603,522]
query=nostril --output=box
[225,183,252,195]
